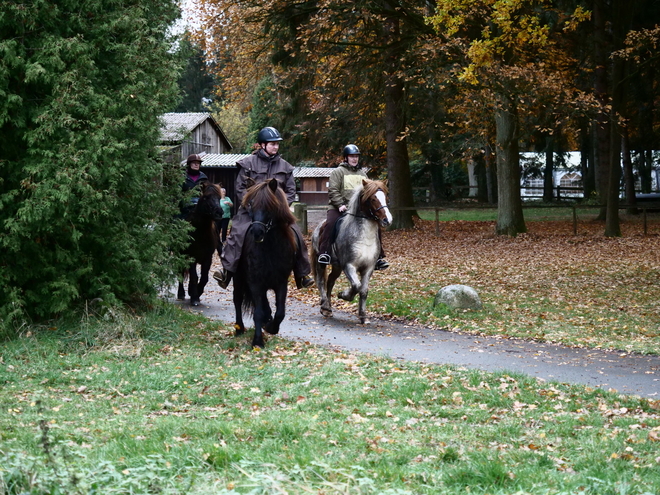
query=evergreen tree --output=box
[0,0,187,326]
[174,32,216,112]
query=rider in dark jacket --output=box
[180,154,208,218]
[213,127,314,290]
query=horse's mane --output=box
[347,179,388,215]
[201,182,222,199]
[241,180,297,226]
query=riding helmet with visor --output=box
[257,127,284,144]
[342,144,360,159]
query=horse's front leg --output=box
[357,268,375,324]
[197,256,212,300]
[189,263,201,306]
[265,284,287,335]
[251,290,269,348]
[232,279,246,336]
[338,264,360,302]
[177,278,186,300]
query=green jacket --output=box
[327,163,367,209]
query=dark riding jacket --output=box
[221,149,310,277]
[235,150,296,205]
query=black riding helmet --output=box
[342,144,360,159]
[257,127,283,143]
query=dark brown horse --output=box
[233,179,298,348]
[178,182,224,306]
[311,179,392,323]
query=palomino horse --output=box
[233,179,298,348]
[311,179,392,323]
[177,182,224,306]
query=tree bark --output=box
[621,128,637,214]
[484,143,497,204]
[593,0,611,220]
[383,15,415,229]
[543,135,555,202]
[495,94,526,236]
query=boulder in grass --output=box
[434,284,483,310]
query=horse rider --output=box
[213,127,314,289]
[179,153,209,218]
[317,144,389,270]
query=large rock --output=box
[434,284,483,310]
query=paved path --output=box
[174,288,660,399]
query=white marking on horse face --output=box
[375,190,392,225]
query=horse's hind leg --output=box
[265,284,287,335]
[177,279,185,300]
[320,266,341,317]
[232,280,246,336]
[197,256,212,300]
[189,263,201,306]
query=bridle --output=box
[347,188,389,221]
[246,201,273,234]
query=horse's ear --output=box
[362,178,370,187]
[268,179,278,192]
[245,177,256,189]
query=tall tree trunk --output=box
[484,143,497,204]
[622,128,637,214]
[593,0,611,220]
[580,121,596,199]
[495,94,526,236]
[543,135,555,202]
[383,14,415,229]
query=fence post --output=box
[294,203,308,235]
[435,208,440,236]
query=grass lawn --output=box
[3,214,660,493]
[1,304,659,494]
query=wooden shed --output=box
[293,167,333,205]
[160,112,233,163]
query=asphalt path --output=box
[172,287,660,399]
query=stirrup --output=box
[318,253,331,265]
[375,258,389,271]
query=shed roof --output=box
[293,167,333,178]
[293,167,369,178]
[198,153,251,168]
[160,112,232,149]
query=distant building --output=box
[160,112,232,163]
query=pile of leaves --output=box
[291,218,660,355]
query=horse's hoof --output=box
[234,323,245,336]
[320,308,332,317]
[359,317,369,325]
[264,323,279,335]
[190,299,200,306]
[338,291,354,302]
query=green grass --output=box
[1,304,659,494]
[416,205,659,223]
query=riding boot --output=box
[213,269,233,289]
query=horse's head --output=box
[360,179,392,228]
[243,179,296,243]
[196,183,224,221]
